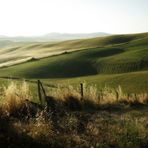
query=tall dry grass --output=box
[0,81,32,116]
[0,81,147,147]
[47,84,148,106]
[0,81,147,116]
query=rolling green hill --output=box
[0,32,148,93]
[0,33,147,78]
[0,32,148,68]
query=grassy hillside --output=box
[0,32,148,67]
[0,32,147,93]
[0,33,148,78]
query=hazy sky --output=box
[0,0,148,36]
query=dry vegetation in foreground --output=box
[0,81,148,148]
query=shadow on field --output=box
[0,117,51,148]
[46,94,148,112]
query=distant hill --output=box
[0,32,109,42]
[43,32,109,41]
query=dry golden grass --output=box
[0,81,147,117]
[0,81,147,147]
[1,81,32,116]
[47,84,148,107]
[48,85,81,101]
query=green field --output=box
[0,32,148,93]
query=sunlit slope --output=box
[0,33,148,78]
[0,32,148,68]
[45,71,148,93]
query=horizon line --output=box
[0,31,148,38]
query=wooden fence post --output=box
[80,83,84,101]
[39,81,47,99]
[38,80,42,106]
[37,80,47,106]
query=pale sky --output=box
[0,0,148,36]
